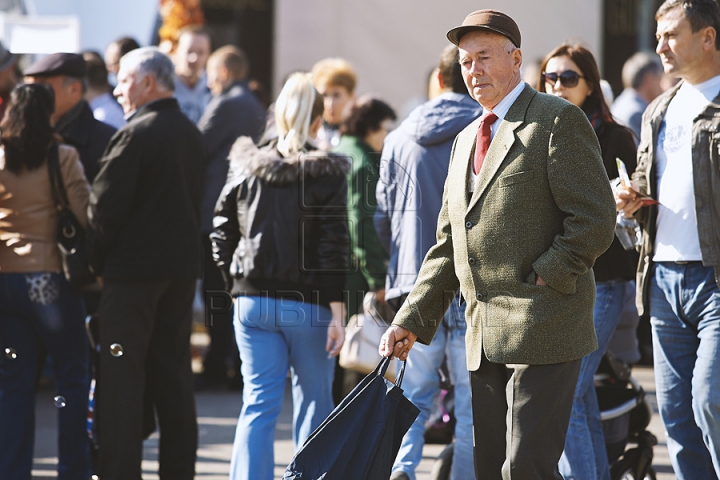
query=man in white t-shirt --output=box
[617,1,720,478]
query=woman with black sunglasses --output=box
[538,44,638,480]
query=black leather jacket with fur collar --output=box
[211,137,350,307]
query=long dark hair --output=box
[537,44,614,124]
[0,84,55,174]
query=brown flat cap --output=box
[24,53,86,78]
[447,10,521,48]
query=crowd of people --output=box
[1,0,719,479]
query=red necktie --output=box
[473,113,498,175]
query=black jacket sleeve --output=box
[315,174,350,304]
[210,175,242,290]
[87,129,142,274]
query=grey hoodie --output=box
[374,92,481,300]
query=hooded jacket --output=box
[211,137,350,307]
[374,92,482,301]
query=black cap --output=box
[24,53,86,78]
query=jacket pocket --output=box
[498,169,536,187]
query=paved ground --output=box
[31,364,673,479]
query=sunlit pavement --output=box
[31,365,673,479]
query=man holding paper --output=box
[616,0,720,477]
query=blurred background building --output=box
[0,0,665,115]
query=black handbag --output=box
[284,357,420,480]
[47,144,97,290]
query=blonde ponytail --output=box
[275,73,317,157]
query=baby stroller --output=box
[595,352,657,480]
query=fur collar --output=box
[228,136,350,185]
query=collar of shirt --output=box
[485,80,525,139]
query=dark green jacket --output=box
[335,135,387,315]
[392,85,617,368]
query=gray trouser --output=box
[470,351,581,480]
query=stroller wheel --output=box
[429,442,453,480]
[611,456,657,480]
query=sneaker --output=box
[389,472,410,480]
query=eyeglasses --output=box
[542,70,584,88]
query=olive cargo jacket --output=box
[391,85,617,369]
[632,81,720,316]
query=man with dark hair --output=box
[83,50,125,129]
[89,47,205,479]
[617,0,720,477]
[380,9,616,478]
[104,36,141,84]
[24,53,116,182]
[612,51,664,139]
[173,26,212,123]
[196,45,265,389]
[376,44,481,480]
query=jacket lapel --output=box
[467,85,534,215]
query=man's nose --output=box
[656,38,667,55]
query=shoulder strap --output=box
[47,143,69,209]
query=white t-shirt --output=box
[654,76,720,262]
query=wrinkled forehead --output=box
[656,7,687,35]
[458,30,513,56]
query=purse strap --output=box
[46,143,69,210]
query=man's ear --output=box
[219,65,230,83]
[703,26,717,52]
[437,70,445,90]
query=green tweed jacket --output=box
[391,84,617,369]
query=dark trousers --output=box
[470,352,581,480]
[201,235,240,382]
[96,279,198,480]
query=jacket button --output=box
[465,221,473,228]
[468,257,476,265]
[476,292,483,301]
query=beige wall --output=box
[275,0,602,116]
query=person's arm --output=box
[350,156,387,291]
[315,173,351,306]
[373,151,393,254]
[210,173,242,290]
[87,130,142,273]
[326,301,346,357]
[60,145,90,229]
[531,103,617,295]
[198,98,234,164]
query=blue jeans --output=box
[650,262,720,480]
[0,272,90,480]
[229,295,336,480]
[392,296,475,480]
[560,280,626,480]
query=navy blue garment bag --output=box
[284,357,420,480]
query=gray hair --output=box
[621,52,662,89]
[119,47,175,92]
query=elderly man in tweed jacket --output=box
[380,10,616,480]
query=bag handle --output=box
[375,356,408,388]
[46,143,69,210]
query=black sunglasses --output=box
[542,70,584,88]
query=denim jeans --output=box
[0,272,90,480]
[229,295,336,480]
[650,262,720,480]
[559,280,627,480]
[391,296,475,480]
